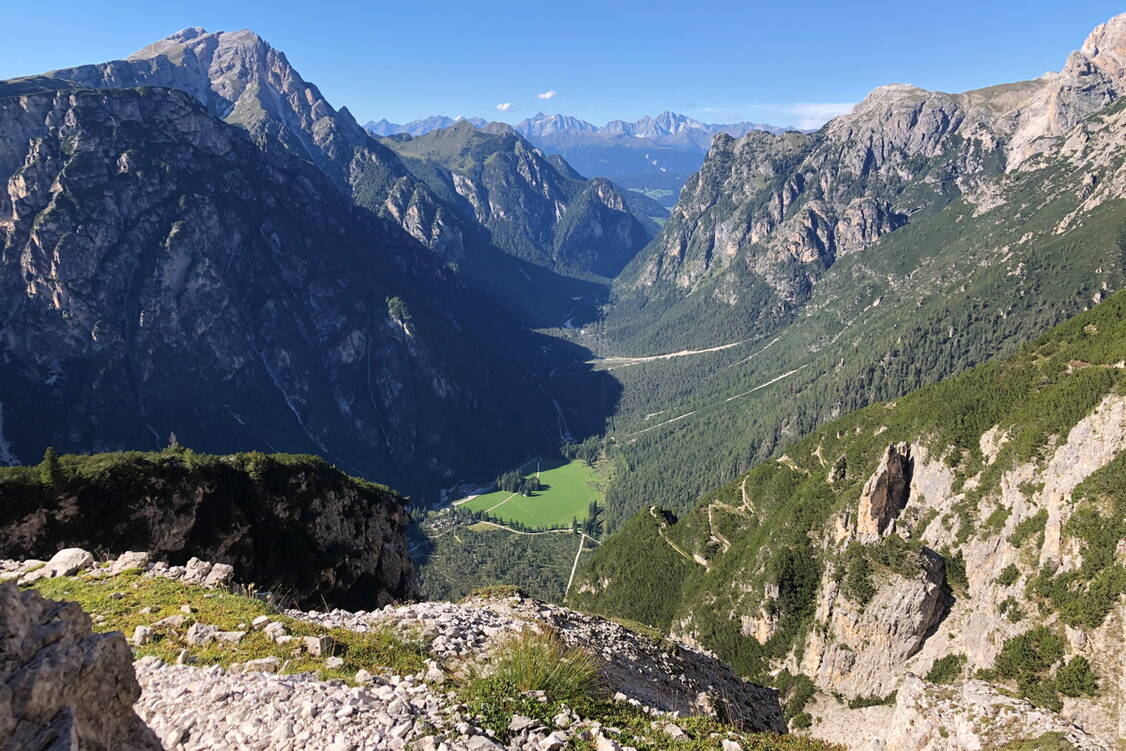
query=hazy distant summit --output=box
[361,111,792,206]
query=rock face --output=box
[801,550,948,699]
[4,28,656,290]
[881,676,1112,751]
[2,26,466,259]
[0,83,567,497]
[382,121,655,278]
[626,13,1126,304]
[0,580,160,750]
[856,443,913,540]
[0,454,417,609]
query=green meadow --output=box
[458,458,603,529]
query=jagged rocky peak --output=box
[127,26,368,147]
[1080,12,1126,81]
[854,443,913,540]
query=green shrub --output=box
[39,446,62,486]
[847,690,896,709]
[943,549,969,594]
[925,654,966,685]
[994,627,1064,679]
[991,627,1066,709]
[998,597,1026,622]
[774,670,816,725]
[998,732,1077,751]
[1009,510,1047,548]
[997,564,1020,587]
[1019,676,1062,712]
[1056,656,1098,697]
[841,546,875,605]
[984,506,1011,532]
[840,537,925,606]
[1030,564,1126,629]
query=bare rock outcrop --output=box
[802,549,947,699]
[0,580,160,750]
[856,443,913,541]
[295,591,788,734]
[883,676,1113,751]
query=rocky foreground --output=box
[1,550,825,751]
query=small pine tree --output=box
[40,446,62,486]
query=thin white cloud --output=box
[784,102,855,129]
[537,90,557,100]
[496,102,512,112]
[686,101,856,130]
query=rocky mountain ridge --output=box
[0,83,580,495]
[4,27,651,310]
[586,12,1126,531]
[382,121,659,277]
[366,116,488,137]
[630,14,1126,297]
[572,289,1126,749]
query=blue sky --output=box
[2,0,1123,128]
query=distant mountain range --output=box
[365,115,488,136]
[364,112,794,206]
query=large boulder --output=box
[0,580,160,750]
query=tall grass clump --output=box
[461,630,604,738]
[478,630,603,702]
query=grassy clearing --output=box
[460,458,604,529]
[28,569,426,681]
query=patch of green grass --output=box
[997,564,1021,587]
[459,458,604,529]
[846,691,896,709]
[925,654,966,685]
[458,631,842,750]
[1056,656,1098,698]
[28,570,425,681]
[998,732,1077,751]
[462,584,527,601]
[1009,510,1048,548]
[465,630,604,707]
